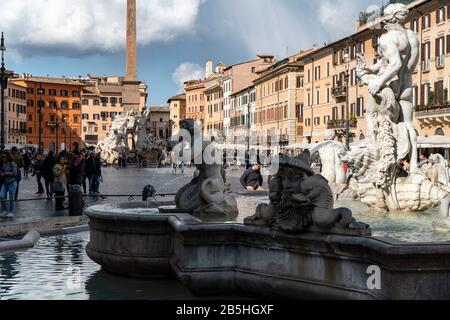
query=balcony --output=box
[85,135,99,144]
[332,86,347,98]
[327,119,358,130]
[8,129,27,134]
[422,60,430,72]
[416,104,450,119]
[436,55,445,69]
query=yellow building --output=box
[204,80,224,139]
[167,93,186,135]
[185,80,206,126]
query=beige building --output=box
[5,82,27,145]
[252,49,314,153]
[81,76,148,146]
[204,78,224,139]
[147,106,170,139]
[223,55,276,139]
[167,93,186,135]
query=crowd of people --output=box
[0,146,103,219]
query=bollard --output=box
[69,185,84,216]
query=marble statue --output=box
[309,130,355,200]
[245,150,370,235]
[173,119,238,216]
[336,3,450,213]
[96,110,165,165]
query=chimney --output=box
[205,60,213,79]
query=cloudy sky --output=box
[2,0,379,105]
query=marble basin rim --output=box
[85,202,450,300]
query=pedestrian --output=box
[68,150,84,186]
[22,152,31,178]
[91,152,102,194]
[0,152,18,219]
[10,146,24,200]
[53,154,67,211]
[32,153,45,195]
[42,151,56,200]
[240,164,264,191]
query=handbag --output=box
[50,181,64,194]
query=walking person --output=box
[53,155,68,211]
[22,152,31,178]
[91,152,103,195]
[32,153,45,195]
[0,152,19,219]
[10,147,24,200]
[42,151,56,200]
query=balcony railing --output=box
[327,119,358,130]
[332,86,347,98]
[422,60,430,72]
[416,103,450,115]
[436,55,445,69]
[85,135,99,143]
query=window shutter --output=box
[436,38,440,57]
[436,9,440,24]
[448,5,450,19]
[420,84,425,105]
[447,35,450,54]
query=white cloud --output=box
[0,0,203,58]
[172,62,204,92]
[318,0,375,38]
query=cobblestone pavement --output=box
[2,166,270,223]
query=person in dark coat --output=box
[41,151,56,199]
[68,151,85,186]
[240,164,264,191]
[32,153,45,195]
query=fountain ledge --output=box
[85,204,450,300]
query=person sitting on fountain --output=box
[240,164,264,191]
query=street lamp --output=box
[344,45,351,150]
[0,32,7,151]
[38,84,44,154]
[55,117,59,154]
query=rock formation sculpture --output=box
[173,119,238,216]
[245,150,370,235]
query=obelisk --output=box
[122,0,141,112]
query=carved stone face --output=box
[278,165,306,195]
[383,3,408,24]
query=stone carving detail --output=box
[96,110,164,165]
[336,3,450,213]
[174,119,238,216]
[245,150,370,235]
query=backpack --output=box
[16,168,22,182]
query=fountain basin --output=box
[85,203,450,300]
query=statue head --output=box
[383,3,408,25]
[323,129,336,141]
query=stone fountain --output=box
[85,4,450,299]
[311,4,450,231]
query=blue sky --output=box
[2,0,378,105]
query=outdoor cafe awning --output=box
[417,136,450,149]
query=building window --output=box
[82,114,89,120]
[49,101,57,109]
[422,14,431,29]
[72,91,80,97]
[102,125,107,131]
[27,88,34,94]
[82,99,89,105]
[110,97,118,106]
[49,89,57,96]
[411,19,419,33]
[37,88,45,95]
[437,7,446,24]
[61,101,68,109]
[93,114,100,120]
[93,99,100,106]
[72,102,81,110]
[27,100,34,107]
[61,90,68,97]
